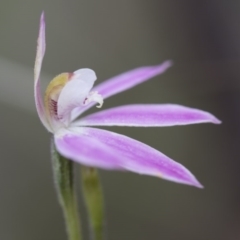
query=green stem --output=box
[81,167,105,240]
[51,140,82,240]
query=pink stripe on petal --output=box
[34,12,51,131]
[71,61,172,121]
[54,128,122,169]
[75,104,221,127]
[57,127,203,188]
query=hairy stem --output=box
[51,140,82,240]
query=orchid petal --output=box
[34,12,51,131]
[75,104,221,127]
[55,127,203,188]
[71,61,172,120]
[57,69,97,124]
[54,128,122,169]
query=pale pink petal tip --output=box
[203,112,221,125]
[212,117,222,124]
[160,167,204,189]
[186,176,204,189]
[194,181,204,189]
[39,12,45,39]
[158,60,173,69]
[40,11,45,22]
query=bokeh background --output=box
[0,1,239,240]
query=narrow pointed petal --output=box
[57,69,97,124]
[34,12,51,131]
[75,104,221,127]
[55,127,203,188]
[71,61,172,120]
[94,61,172,98]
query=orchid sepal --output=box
[74,104,221,127]
[34,12,51,132]
[54,127,203,188]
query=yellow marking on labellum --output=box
[44,73,72,124]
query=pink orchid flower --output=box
[34,13,220,188]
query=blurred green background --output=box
[0,0,239,239]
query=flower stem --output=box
[51,140,82,240]
[81,167,105,240]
